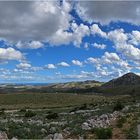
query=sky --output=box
[0,1,140,83]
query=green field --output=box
[0,93,109,109]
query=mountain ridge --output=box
[102,72,140,88]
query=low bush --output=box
[94,127,112,139]
[19,108,26,112]
[113,101,124,111]
[25,110,36,118]
[78,103,88,110]
[0,108,5,115]
[117,116,127,128]
[46,112,59,119]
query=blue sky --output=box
[0,1,140,83]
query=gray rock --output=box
[63,128,71,136]
[50,127,56,133]
[41,128,47,134]
[0,131,8,139]
[53,133,63,140]
[44,134,53,140]
[82,122,91,130]
[11,137,18,140]
[50,122,59,125]
[122,106,129,112]
[79,136,84,140]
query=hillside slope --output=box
[102,72,140,88]
[100,73,140,95]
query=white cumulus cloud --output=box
[72,60,83,66]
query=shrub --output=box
[0,108,5,115]
[46,112,59,120]
[25,110,36,118]
[117,116,127,128]
[113,101,124,111]
[19,108,26,112]
[126,126,138,139]
[94,128,112,139]
[78,103,88,110]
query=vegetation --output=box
[94,128,112,139]
[46,112,59,120]
[113,101,124,111]
[117,116,127,128]
[25,110,36,118]
[0,93,138,139]
[0,93,107,109]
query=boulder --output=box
[41,128,47,134]
[82,122,91,130]
[53,133,63,140]
[0,131,8,139]
[44,134,53,140]
[11,137,18,140]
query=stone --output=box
[53,133,63,140]
[0,131,8,139]
[44,134,53,140]
[63,128,71,136]
[50,127,56,133]
[41,128,47,134]
[82,122,91,130]
[79,136,84,140]
[122,106,129,112]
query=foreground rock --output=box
[53,133,63,140]
[82,111,123,130]
[0,131,8,139]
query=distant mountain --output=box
[100,73,140,95]
[102,72,140,88]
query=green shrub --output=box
[113,101,124,111]
[0,108,5,115]
[19,108,26,112]
[117,116,127,128]
[46,112,59,119]
[126,121,138,139]
[126,127,138,139]
[94,128,112,139]
[25,110,36,118]
[78,103,88,110]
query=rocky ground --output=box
[0,96,140,139]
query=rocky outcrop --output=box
[82,111,123,130]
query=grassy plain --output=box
[0,92,108,109]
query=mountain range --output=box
[0,72,140,95]
[46,72,140,95]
